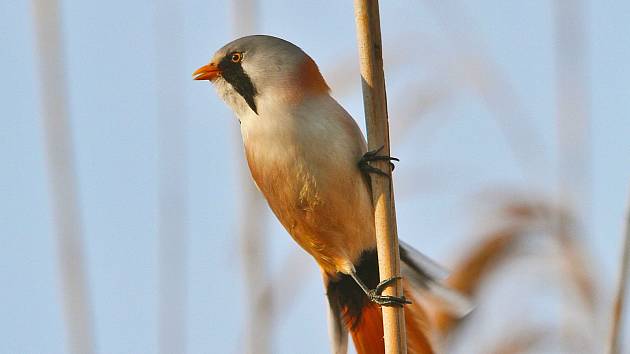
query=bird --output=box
[193,35,470,354]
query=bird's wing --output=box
[399,240,449,280]
[361,171,472,315]
[325,288,348,354]
[400,241,474,317]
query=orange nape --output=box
[296,56,330,94]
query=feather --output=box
[349,285,436,354]
[399,240,449,281]
[400,241,474,318]
[326,278,349,354]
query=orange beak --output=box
[193,63,221,81]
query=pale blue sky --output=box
[1,0,629,353]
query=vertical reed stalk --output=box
[554,0,590,219]
[155,1,188,353]
[32,1,95,353]
[353,1,407,352]
[609,189,630,354]
[553,0,591,347]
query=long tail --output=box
[326,246,468,354]
[349,282,434,354]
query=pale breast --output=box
[239,95,376,274]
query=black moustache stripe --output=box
[219,59,258,114]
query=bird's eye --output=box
[230,52,243,63]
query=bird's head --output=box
[193,35,329,116]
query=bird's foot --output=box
[367,276,411,307]
[358,145,399,178]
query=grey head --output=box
[193,35,329,117]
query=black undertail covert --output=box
[326,249,380,329]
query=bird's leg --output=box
[350,272,411,307]
[358,145,399,178]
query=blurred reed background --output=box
[2,0,630,353]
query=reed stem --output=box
[353,1,407,352]
[32,1,95,353]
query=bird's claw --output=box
[358,145,399,178]
[367,276,411,307]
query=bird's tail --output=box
[348,242,472,354]
[327,245,470,354]
[349,282,435,354]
